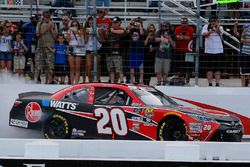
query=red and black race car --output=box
[9,83,243,141]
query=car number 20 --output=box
[94,108,128,136]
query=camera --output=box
[130,21,140,27]
[181,31,186,36]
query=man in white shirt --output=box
[202,15,224,87]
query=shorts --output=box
[106,55,123,73]
[203,53,224,73]
[68,46,86,57]
[54,64,67,76]
[98,46,109,56]
[0,52,13,61]
[155,57,171,74]
[129,52,144,68]
[240,53,250,74]
[173,52,194,74]
[13,55,26,70]
[35,48,54,71]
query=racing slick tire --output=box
[43,114,71,139]
[158,117,188,141]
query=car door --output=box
[93,86,151,140]
[61,87,101,139]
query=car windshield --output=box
[129,87,178,106]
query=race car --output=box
[9,83,243,141]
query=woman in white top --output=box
[66,20,86,84]
[0,21,13,72]
[85,16,102,83]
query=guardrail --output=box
[0,139,250,162]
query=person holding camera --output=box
[144,24,157,85]
[35,11,57,84]
[65,20,86,85]
[174,17,195,85]
[154,21,176,86]
[126,18,145,84]
[107,16,125,83]
[201,15,224,87]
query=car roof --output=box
[51,83,152,100]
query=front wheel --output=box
[158,118,188,141]
[43,114,71,139]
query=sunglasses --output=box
[72,24,78,27]
[210,20,216,23]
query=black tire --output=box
[43,114,71,139]
[158,117,188,141]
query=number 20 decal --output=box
[94,108,128,136]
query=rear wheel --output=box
[43,114,71,139]
[158,118,188,141]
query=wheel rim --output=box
[46,118,68,139]
[160,119,187,141]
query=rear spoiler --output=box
[18,92,52,99]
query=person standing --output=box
[175,17,195,85]
[144,24,157,85]
[35,11,57,84]
[239,24,250,87]
[96,9,112,82]
[65,20,86,84]
[201,15,224,87]
[0,21,13,72]
[23,14,39,79]
[107,17,125,83]
[12,32,28,77]
[85,16,102,83]
[126,19,145,84]
[47,34,68,84]
[154,21,176,86]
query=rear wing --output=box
[18,92,52,99]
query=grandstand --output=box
[1,0,250,86]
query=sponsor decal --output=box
[133,108,142,113]
[132,103,141,107]
[190,133,201,137]
[25,102,42,123]
[226,129,241,134]
[144,122,154,126]
[72,128,86,137]
[42,100,77,110]
[144,108,154,118]
[203,124,212,131]
[144,117,154,126]
[131,116,143,121]
[132,123,140,131]
[10,119,28,128]
[189,122,202,133]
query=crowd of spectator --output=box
[0,6,249,87]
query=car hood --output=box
[154,105,239,122]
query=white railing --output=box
[0,139,250,161]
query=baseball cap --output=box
[161,21,170,26]
[113,16,121,23]
[181,17,188,24]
